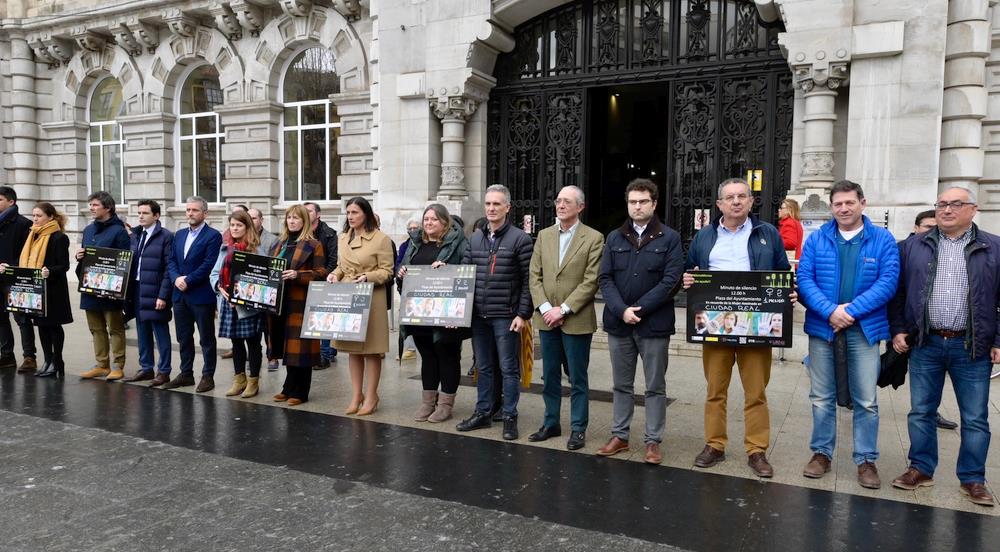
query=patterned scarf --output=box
[19,220,60,269]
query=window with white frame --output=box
[281,47,342,202]
[88,77,126,204]
[178,65,224,203]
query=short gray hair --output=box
[485,184,511,205]
[560,185,585,205]
[406,214,422,228]
[941,186,977,205]
[185,196,209,212]
[717,178,751,198]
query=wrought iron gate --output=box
[487,0,793,243]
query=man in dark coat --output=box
[0,186,35,371]
[123,199,174,385]
[76,191,131,381]
[305,202,339,368]
[165,196,223,392]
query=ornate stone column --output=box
[215,101,282,231]
[792,59,849,193]
[430,95,479,199]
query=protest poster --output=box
[687,270,795,347]
[79,246,132,300]
[3,267,45,317]
[229,251,287,315]
[300,281,374,342]
[399,264,475,328]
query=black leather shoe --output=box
[567,431,586,451]
[456,411,492,432]
[528,425,562,442]
[161,373,196,390]
[936,413,958,430]
[491,409,504,423]
[502,416,518,441]
[34,361,56,378]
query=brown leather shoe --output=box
[123,371,155,383]
[149,373,170,387]
[160,373,195,389]
[891,467,934,490]
[221,349,234,359]
[858,462,881,489]
[960,482,996,506]
[596,436,630,457]
[644,442,663,465]
[287,398,304,406]
[694,445,726,468]
[273,393,288,402]
[748,452,774,478]
[803,453,832,479]
[195,376,215,393]
[80,366,111,379]
[16,357,36,373]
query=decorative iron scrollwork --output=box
[594,0,620,67]
[686,0,711,59]
[553,9,578,72]
[639,0,663,62]
[545,92,584,212]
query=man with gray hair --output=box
[164,196,223,392]
[889,186,999,506]
[528,185,604,450]
[457,184,534,440]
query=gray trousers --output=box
[608,332,669,444]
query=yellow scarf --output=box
[20,220,60,269]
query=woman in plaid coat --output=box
[268,204,328,406]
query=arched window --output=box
[178,65,224,203]
[281,47,341,202]
[88,77,126,203]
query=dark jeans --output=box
[282,365,312,400]
[37,325,65,366]
[413,334,462,394]
[320,339,337,360]
[0,311,36,359]
[136,318,172,375]
[471,316,520,417]
[232,337,263,377]
[908,334,992,483]
[540,328,591,432]
[173,299,217,377]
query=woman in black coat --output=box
[0,202,73,378]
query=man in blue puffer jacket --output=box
[797,180,899,490]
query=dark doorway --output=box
[588,85,670,235]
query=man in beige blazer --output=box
[528,185,604,450]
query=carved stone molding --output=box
[27,36,60,67]
[210,4,243,41]
[441,166,465,190]
[792,61,849,93]
[124,17,160,53]
[29,34,74,67]
[164,8,199,38]
[231,0,267,37]
[332,0,362,20]
[801,152,835,178]
[279,0,313,17]
[430,96,480,122]
[114,22,143,56]
[71,27,110,52]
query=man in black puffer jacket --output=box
[0,186,34,371]
[456,184,534,440]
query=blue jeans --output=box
[173,299,217,377]
[136,318,172,375]
[471,316,521,417]
[320,339,337,360]
[807,327,880,465]
[908,334,992,484]
[540,329,591,432]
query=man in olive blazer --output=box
[528,185,604,450]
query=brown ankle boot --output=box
[241,376,259,398]
[226,373,247,396]
[414,390,438,421]
[428,392,455,423]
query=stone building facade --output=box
[0,0,997,240]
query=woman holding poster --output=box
[0,203,73,378]
[210,210,267,399]
[396,203,469,423]
[268,205,327,406]
[327,197,394,416]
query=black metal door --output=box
[487,0,793,243]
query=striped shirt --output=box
[928,228,972,331]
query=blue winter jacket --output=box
[685,214,791,272]
[798,215,899,344]
[78,216,131,311]
[125,222,174,323]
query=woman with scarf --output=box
[0,202,72,377]
[210,210,267,398]
[268,204,327,406]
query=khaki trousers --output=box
[86,309,126,370]
[703,344,772,455]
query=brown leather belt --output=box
[930,329,966,338]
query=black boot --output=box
[35,361,56,378]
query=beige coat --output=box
[529,222,604,334]
[332,228,394,355]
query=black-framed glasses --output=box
[934,201,976,211]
